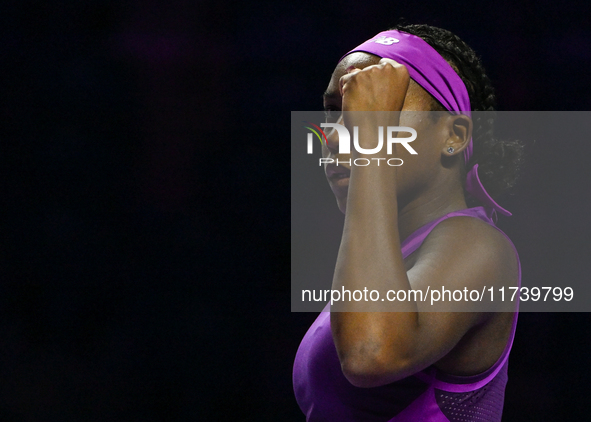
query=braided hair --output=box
[393,24,524,199]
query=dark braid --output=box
[392,24,524,199]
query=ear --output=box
[442,114,472,157]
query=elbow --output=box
[331,314,421,387]
[339,349,415,388]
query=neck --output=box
[397,177,468,243]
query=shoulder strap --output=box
[401,207,492,259]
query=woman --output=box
[293,24,523,421]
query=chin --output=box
[337,198,347,214]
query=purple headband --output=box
[340,30,511,217]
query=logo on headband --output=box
[373,36,399,46]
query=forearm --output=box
[333,160,415,313]
[330,136,421,382]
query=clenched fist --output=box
[339,58,410,112]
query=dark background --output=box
[3,0,591,420]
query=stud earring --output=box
[447,147,455,154]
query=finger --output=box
[339,72,354,96]
[345,65,361,74]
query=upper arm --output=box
[400,216,518,369]
[336,216,518,387]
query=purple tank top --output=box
[293,206,520,422]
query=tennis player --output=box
[294,24,523,421]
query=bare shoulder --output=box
[410,214,519,292]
